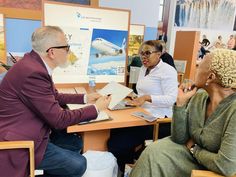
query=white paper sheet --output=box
[97,82,133,110]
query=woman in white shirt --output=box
[130,40,178,117]
[108,40,178,173]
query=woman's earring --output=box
[205,82,208,86]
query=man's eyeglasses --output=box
[46,45,70,53]
[139,50,159,58]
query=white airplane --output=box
[91,37,126,58]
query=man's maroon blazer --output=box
[0,50,97,177]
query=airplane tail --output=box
[121,38,126,50]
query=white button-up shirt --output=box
[136,60,178,118]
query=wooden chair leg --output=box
[29,142,35,177]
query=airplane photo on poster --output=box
[88,29,128,75]
[91,37,126,58]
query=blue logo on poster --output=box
[76,12,82,19]
[76,11,101,22]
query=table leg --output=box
[82,129,110,152]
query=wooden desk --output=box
[67,107,170,152]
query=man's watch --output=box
[190,144,199,157]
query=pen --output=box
[9,53,17,63]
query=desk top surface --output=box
[67,107,171,133]
[57,87,171,133]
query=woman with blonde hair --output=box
[130,49,236,177]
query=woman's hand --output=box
[186,138,195,150]
[127,95,151,106]
[176,82,197,107]
[126,92,138,100]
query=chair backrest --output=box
[0,141,35,177]
[129,66,141,84]
[153,118,172,141]
[191,170,236,177]
[174,60,187,83]
[174,60,187,73]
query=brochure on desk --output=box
[67,104,111,124]
[98,81,133,110]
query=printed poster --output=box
[174,0,236,30]
[44,2,130,83]
[128,24,145,57]
[0,14,6,63]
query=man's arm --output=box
[53,88,85,105]
[19,72,97,129]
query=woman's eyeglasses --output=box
[139,50,158,58]
[46,45,70,53]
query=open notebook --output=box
[67,104,111,124]
[98,82,134,110]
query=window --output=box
[159,0,165,22]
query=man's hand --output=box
[95,95,111,111]
[86,93,102,103]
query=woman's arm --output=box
[171,104,190,144]
[171,84,198,144]
[194,111,236,176]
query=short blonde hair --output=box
[210,49,236,88]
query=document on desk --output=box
[57,88,77,94]
[67,104,111,124]
[97,81,133,110]
[74,87,87,94]
[57,87,87,94]
[131,111,157,122]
